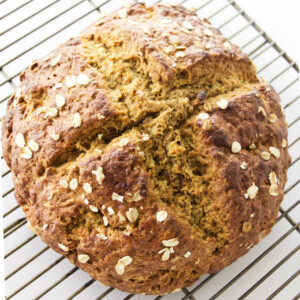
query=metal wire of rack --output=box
[0,0,299,299]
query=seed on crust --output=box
[163,46,174,54]
[204,28,213,37]
[83,183,92,194]
[217,99,228,109]
[97,233,108,240]
[132,191,142,202]
[175,51,186,58]
[119,256,133,266]
[196,112,209,120]
[223,41,231,49]
[76,73,90,85]
[176,46,187,52]
[269,185,279,196]
[182,21,194,30]
[69,178,78,190]
[126,208,138,223]
[89,205,98,213]
[158,248,170,261]
[184,251,191,258]
[162,248,170,261]
[50,54,62,67]
[180,27,191,34]
[59,179,68,188]
[169,35,180,44]
[52,83,63,90]
[202,119,212,130]
[107,207,115,215]
[142,133,150,141]
[259,230,266,241]
[43,53,54,61]
[269,146,280,158]
[204,102,212,112]
[245,183,259,200]
[20,147,32,159]
[28,139,39,152]
[65,75,77,87]
[156,210,168,222]
[118,212,126,223]
[112,192,124,202]
[97,113,105,120]
[115,256,132,275]
[78,254,90,263]
[261,151,271,160]
[231,141,241,153]
[14,88,22,106]
[240,162,247,169]
[162,238,179,247]
[15,133,26,148]
[138,151,145,159]
[115,264,125,275]
[73,113,82,128]
[55,94,65,108]
[103,216,108,226]
[92,167,105,185]
[269,113,278,123]
[268,172,278,186]
[58,243,69,252]
[45,107,58,118]
[119,138,129,147]
[282,139,287,148]
[123,225,133,236]
[50,133,60,141]
[258,106,266,117]
[242,221,252,233]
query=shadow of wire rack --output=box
[0,0,299,298]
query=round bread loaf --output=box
[2,2,290,295]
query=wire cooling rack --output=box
[1,0,299,299]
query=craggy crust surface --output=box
[2,2,290,295]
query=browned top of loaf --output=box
[2,2,290,295]
[81,2,257,92]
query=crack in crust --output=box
[1,2,290,295]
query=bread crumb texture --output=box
[2,3,290,295]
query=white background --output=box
[235,0,299,65]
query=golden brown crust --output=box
[185,82,290,273]
[81,2,257,92]
[2,3,290,295]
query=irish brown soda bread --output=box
[2,2,290,295]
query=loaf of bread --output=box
[2,2,290,295]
